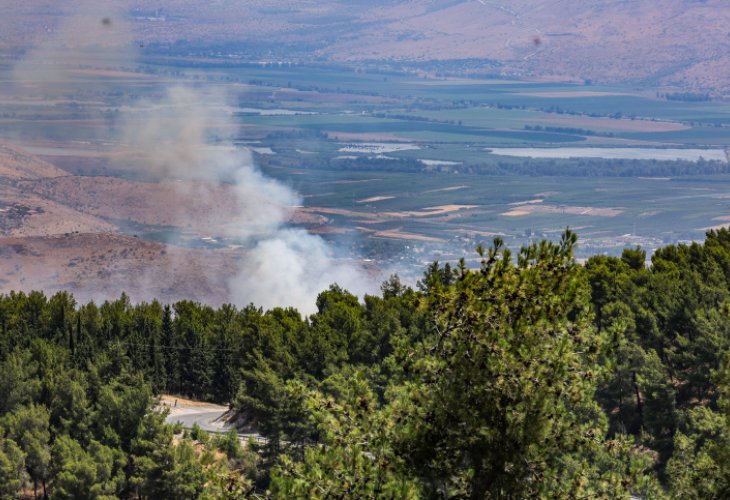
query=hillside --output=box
[0,143,300,306]
[0,143,68,180]
[2,0,730,90]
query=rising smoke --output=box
[11,1,373,314]
[121,86,370,313]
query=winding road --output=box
[158,395,266,443]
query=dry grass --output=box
[0,184,117,237]
[0,143,68,180]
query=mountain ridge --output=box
[1,1,729,90]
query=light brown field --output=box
[300,207,379,220]
[357,196,395,203]
[423,185,467,193]
[382,205,479,218]
[370,229,445,243]
[503,209,531,217]
[501,204,623,218]
[509,199,544,206]
[530,115,690,133]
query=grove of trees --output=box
[3,229,730,497]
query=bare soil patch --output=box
[158,395,228,417]
[358,196,395,203]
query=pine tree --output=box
[161,305,179,394]
[390,231,657,497]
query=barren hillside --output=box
[0,232,241,305]
[0,143,323,305]
[2,0,729,90]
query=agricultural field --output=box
[1,58,730,277]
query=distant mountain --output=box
[3,0,730,91]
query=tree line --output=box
[4,230,730,496]
[257,152,730,178]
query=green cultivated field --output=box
[1,60,729,261]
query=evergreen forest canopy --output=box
[3,229,730,497]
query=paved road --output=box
[166,408,232,434]
[160,398,267,444]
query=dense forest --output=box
[3,229,730,497]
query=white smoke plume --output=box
[120,86,372,313]
[9,1,374,313]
